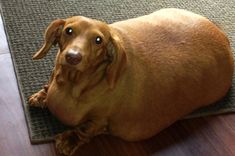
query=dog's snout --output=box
[65,49,82,65]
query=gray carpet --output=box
[0,0,234,144]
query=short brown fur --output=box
[29,8,234,155]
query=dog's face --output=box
[33,16,126,88]
[59,17,112,71]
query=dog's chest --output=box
[46,81,82,126]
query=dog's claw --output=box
[55,131,84,156]
[28,89,47,108]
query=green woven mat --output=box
[0,0,234,144]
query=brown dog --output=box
[29,8,234,155]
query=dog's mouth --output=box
[59,57,88,73]
[56,65,82,84]
[56,51,111,83]
[60,62,79,69]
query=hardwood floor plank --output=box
[181,118,231,155]
[0,53,56,156]
[206,115,235,155]
[0,15,9,55]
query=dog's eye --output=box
[95,36,102,44]
[65,27,73,35]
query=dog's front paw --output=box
[55,131,84,156]
[28,89,47,108]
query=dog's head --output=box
[33,16,126,88]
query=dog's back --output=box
[108,8,234,141]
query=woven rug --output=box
[0,0,234,144]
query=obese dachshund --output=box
[29,8,234,155]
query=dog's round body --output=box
[30,8,234,151]
[104,8,234,140]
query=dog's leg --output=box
[55,119,108,156]
[28,68,55,108]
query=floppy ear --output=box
[106,29,127,89]
[33,19,65,60]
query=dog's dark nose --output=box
[65,49,82,65]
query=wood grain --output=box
[0,15,234,156]
[68,116,235,156]
[0,15,9,54]
[0,54,56,156]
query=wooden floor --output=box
[0,16,235,156]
